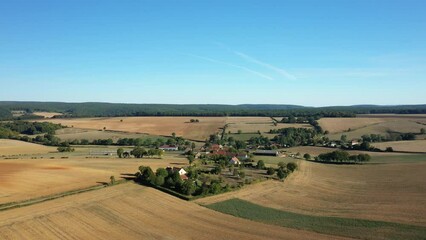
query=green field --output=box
[206,198,426,240]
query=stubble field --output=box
[196,159,426,227]
[39,116,226,141]
[0,183,348,240]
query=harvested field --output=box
[32,111,63,118]
[282,146,409,157]
[372,140,426,152]
[320,116,426,140]
[0,139,56,156]
[196,159,426,226]
[0,183,346,240]
[55,128,166,142]
[226,117,311,134]
[0,156,187,204]
[39,117,226,141]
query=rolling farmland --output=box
[39,116,226,141]
[0,183,347,240]
[0,139,56,156]
[0,155,187,204]
[197,159,426,227]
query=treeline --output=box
[0,121,62,135]
[316,150,371,164]
[1,102,426,119]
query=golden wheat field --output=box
[196,160,426,226]
[0,139,56,156]
[225,117,311,133]
[32,111,63,118]
[0,183,349,240]
[39,117,226,141]
[0,156,187,204]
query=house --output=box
[351,140,360,146]
[173,167,187,176]
[229,156,241,165]
[253,150,279,156]
[159,145,179,151]
[237,153,249,160]
[210,144,223,152]
[166,167,188,180]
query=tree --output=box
[266,167,275,175]
[278,162,286,169]
[110,175,115,185]
[303,153,311,160]
[131,147,146,158]
[181,180,196,195]
[287,162,297,172]
[237,130,242,134]
[117,148,124,158]
[340,135,347,143]
[187,155,195,165]
[421,128,426,134]
[385,147,394,152]
[277,168,287,179]
[256,160,265,169]
[191,142,196,151]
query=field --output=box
[207,199,426,240]
[0,151,187,204]
[225,117,311,134]
[39,116,226,141]
[372,140,426,152]
[55,128,167,142]
[319,115,426,140]
[0,183,347,240]
[197,159,426,227]
[0,139,56,156]
[32,111,63,118]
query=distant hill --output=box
[0,101,425,120]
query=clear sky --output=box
[0,0,425,106]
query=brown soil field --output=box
[226,117,311,133]
[55,128,164,142]
[39,117,226,141]
[372,140,426,152]
[0,156,187,204]
[196,160,426,226]
[0,183,348,240]
[32,111,63,118]
[0,139,56,156]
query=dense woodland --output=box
[1,102,426,120]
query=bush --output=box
[286,162,297,172]
[266,167,275,175]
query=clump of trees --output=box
[57,142,74,152]
[271,128,319,147]
[316,150,371,164]
[0,121,62,135]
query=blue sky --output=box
[0,0,425,106]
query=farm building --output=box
[166,167,188,180]
[229,157,241,165]
[253,150,279,156]
[159,145,179,151]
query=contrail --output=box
[234,51,297,80]
[186,53,274,81]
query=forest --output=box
[1,102,426,120]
